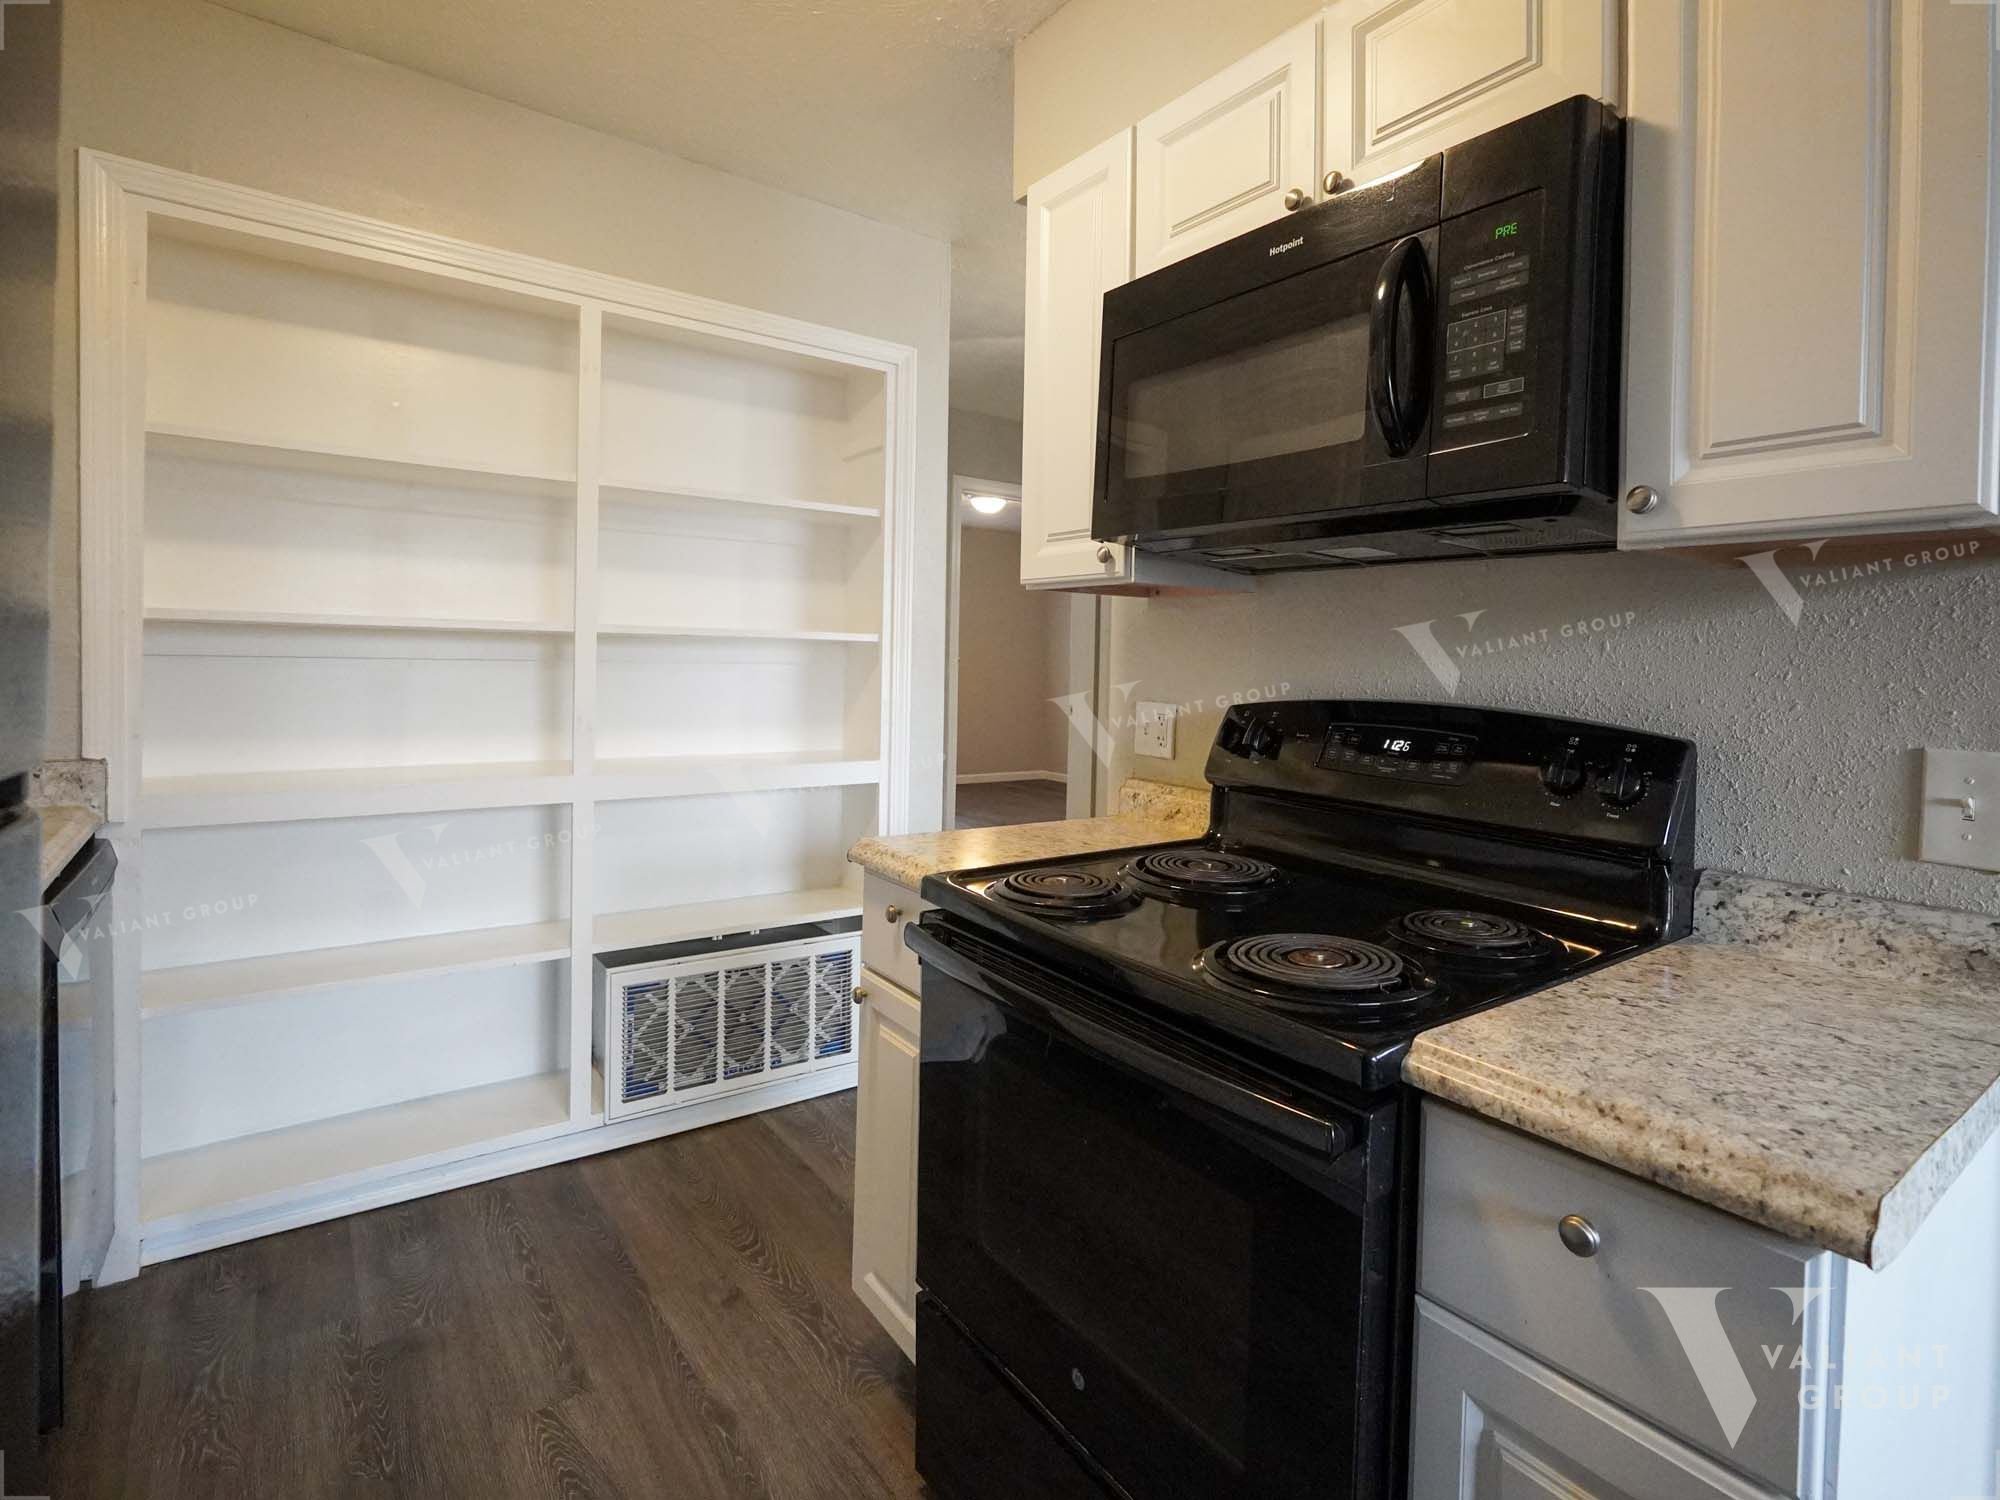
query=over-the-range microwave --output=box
[1093,95,1624,573]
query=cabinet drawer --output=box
[1410,1297,1784,1500]
[861,871,927,995]
[1419,1103,1831,1497]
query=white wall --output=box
[52,0,954,827]
[1020,0,2000,915]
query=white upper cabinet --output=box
[1321,0,1619,189]
[1021,131,1247,591]
[1132,18,1322,276]
[1621,0,1999,546]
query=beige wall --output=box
[54,0,955,825]
[954,525,1068,777]
[1013,0,1319,195]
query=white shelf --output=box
[148,423,575,496]
[144,607,571,635]
[141,1070,573,1225]
[598,622,880,644]
[593,752,881,802]
[142,760,575,828]
[600,477,879,521]
[141,919,573,1019]
[594,884,862,954]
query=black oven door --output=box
[1095,229,1436,551]
[909,918,1405,1500]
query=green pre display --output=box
[1494,221,1519,239]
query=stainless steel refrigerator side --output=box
[0,0,61,1490]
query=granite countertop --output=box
[1406,872,2000,1269]
[848,778,1209,888]
[39,805,105,889]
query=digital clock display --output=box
[1381,736,1417,755]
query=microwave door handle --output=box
[908,921,1347,1162]
[1368,235,1434,456]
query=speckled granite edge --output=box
[1694,870,2000,988]
[29,759,107,817]
[38,806,105,889]
[1403,1043,1895,1264]
[849,778,1209,888]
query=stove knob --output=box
[1245,716,1284,759]
[1540,747,1586,796]
[1598,756,1647,808]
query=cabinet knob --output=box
[1096,545,1115,564]
[851,986,869,1006]
[884,904,903,923]
[1624,484,1661,515]
[1282,187,1308,211]
[1557,1214,1601,1258]
[1323,170,1353,195]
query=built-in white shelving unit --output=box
[79,153,915,1270]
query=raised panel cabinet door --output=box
[1622,0,2000,546]
[1022,130,1135,587]
[1410,1301,1787,1500]
[1323,0,1619,189]
[850,966,920,1360]
[1132,17,1320,276]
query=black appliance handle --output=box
[905,919,1349,1163]
[1368,234,1434,457]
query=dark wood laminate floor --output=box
[49,1093,924,1500]
[953,778,1066,829]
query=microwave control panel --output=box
[1436,193,1542,450]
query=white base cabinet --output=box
[1413,1101,2000,1499]
[851,962,920,1360]
[1412,1299,1777,1500]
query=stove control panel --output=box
[1317,724,1476,784]
[1209,700,1696,855]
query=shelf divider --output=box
[593,885,863,955]
[592,752,880,802]
[141,919,573,1019]
[598,622,879,644]
[144,607,571,635]
[147,422,575,496]
[141,760,575,828]
[140,1070,574,1227]
[601,477,879,521]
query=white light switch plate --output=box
[1918,748,2000,872]
[1134,700,1176,759]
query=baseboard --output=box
[956,771,1067,785]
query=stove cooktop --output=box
[930,838,1639,1090]
[917,700,1697,1093]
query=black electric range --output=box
[906,700,1695,1500]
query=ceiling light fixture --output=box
[966,493,1014,515]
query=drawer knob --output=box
[852,986,869,1006]
[1282,187,1308,211]
[1558,1214,1601,1258]
[1096,545,1115,564]
[885,904,903,922]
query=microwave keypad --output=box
[1441,237,1535,433]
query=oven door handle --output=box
[907,922,1349,1163]
[1368,233,1433,458]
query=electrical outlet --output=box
[1918,748,2000,872]
[1134,701,1176,759]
